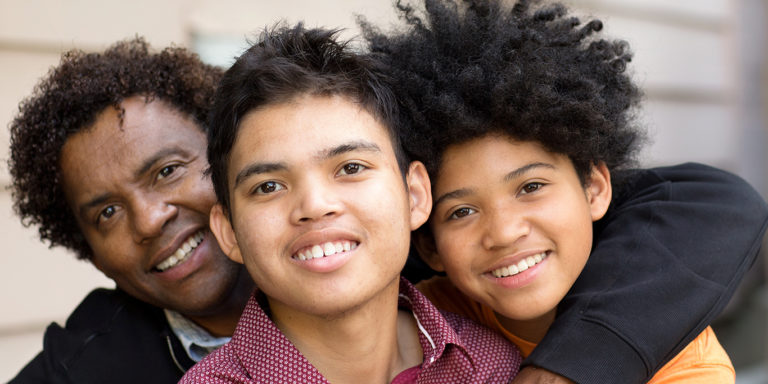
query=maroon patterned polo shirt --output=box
[180,277,520,383]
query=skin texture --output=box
[59,96,253,336]
[425,134,611,344]
[210,94,432,383]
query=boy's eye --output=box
[521,182,544,194]
[337,162,366,176]
[157,165,179,180]
[449,207,476,220]
[254,181,285,195]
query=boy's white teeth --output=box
[295,241,358,260]
[156,230,205,272]
[491,252,547,278]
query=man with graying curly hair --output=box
[7,37,254,383]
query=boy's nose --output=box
[290,179,343,224]
[481,206,530,250]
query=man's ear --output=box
[406,161,432,230]
[412,228,445,272]
[210,204,244,264]
[586,162,612,222]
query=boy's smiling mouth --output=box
[490,251,549,278]
[293,240,359,261]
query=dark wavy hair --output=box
[207,23,406,212]
[8,37,223,259]
[361,0,644,184]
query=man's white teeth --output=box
[295,241,357,261]
[491,252,547,278]
[156,231,204,272]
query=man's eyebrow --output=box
[135,147,187,179]
[433,162,556,207]
[80,194,111,218]
[234,163,288,188]
[78,147,193,218]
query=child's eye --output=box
[253,181,285,195]
[520,182,544,195]
[337,162,367,176]
[449,207,476,220]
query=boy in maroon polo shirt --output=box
[180,23,520,383]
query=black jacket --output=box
[11,163,768,384]
[9,289,195,384]
[526,163,768,383]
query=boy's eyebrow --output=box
[433,162,556,207]
[504,162,555,182]
[317,140,381,160]
[434,188,475,207]
[233,141,381,188]
[234,163,288,188]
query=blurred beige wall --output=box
[1,0,766,381]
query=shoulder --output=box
[648,327,734,384]
[180,343,251,383]
[32,288,185,383]
[442,310,522,377]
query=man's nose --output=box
[131,196,178,243]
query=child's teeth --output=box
[294,241,359,260]
[491,252,548,278]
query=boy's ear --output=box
[209,204,244,264]
[405,161,432,231]
[586,162,612,222]
[412,228,445,272]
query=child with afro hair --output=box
[363,0,748,382]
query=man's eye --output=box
[449,207,476,220]
[521,182,544,194]
[157,165,179,180]
[97,206,117,223]
[254,181,285,195]
[338,162,366,176]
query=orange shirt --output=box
[417,276,735,383]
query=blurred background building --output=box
[0,0,766,382]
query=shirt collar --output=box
[396,277,473,370]
[229,276,474,380]
[164,309,231,362]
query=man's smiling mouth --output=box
[154,230,205,272]
[293,241,359,261]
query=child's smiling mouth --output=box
[292,240,359,261]
[490,251,549,278]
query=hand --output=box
[511,366,575,384]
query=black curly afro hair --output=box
[8,36,223,260]
[361,0,645,184]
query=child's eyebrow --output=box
[234,163,288,188]
[434,162,556,207]
[317,140,381,160]
[233,141,381,188]
[504,162,555,182]
[434,188,475,207]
